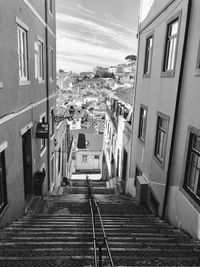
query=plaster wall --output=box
[75,150,102,172]
[130,0,188,215]
[165,0,200,239]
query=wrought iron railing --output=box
[86,177,115,267]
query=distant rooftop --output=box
[115,87,134,105]
[71,128,97,140]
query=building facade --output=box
[129,0,200,239]
[102,89,133,190]
[0,0,56,226]
[73,133,103,174]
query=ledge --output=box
[38,79,45,84]
[0,82,4,89]
[19,80,31,86]
[195,69,200,76]
[161,70,175,78]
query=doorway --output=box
[22,129,33,200]
[122,149,128,193]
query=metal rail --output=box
[86,177,115,267]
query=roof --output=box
[95,122,105,133]
[71,128,97,140]
[84,134,103,151]
[115,87,134,105]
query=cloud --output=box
[77,4,95,15]
[56,13,137,51]
[56,4,137,72]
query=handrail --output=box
[93,199,115,267]
[89,198,98,267]
[86,177,115,267]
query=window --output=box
[0,151,7,214]
[49,48,54,80]
[49,0,53,13]
[195,40,200,75]
[50,109,54,136]
[184,132,200,203]
[36,40,44,80]
[17,25,28,81]
[163,17,179,73]
[94,155,99,159]
[138,105,148,143]
[144,35,153,75]
[154,114,169,164]
[40,115,46,150]
[58,147,61,174]
[50,156,54,184]
[82,155,87,163]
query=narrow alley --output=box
[0,179,199,267]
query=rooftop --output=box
[71,128,97,140]
[115,87,134,105]
[76,133,103,151]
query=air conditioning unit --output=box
[136,176,148,205]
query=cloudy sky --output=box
[56,0,140,73]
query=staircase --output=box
[0,179,200,266]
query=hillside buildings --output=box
[0,0,57,226]
[129,0,200,239]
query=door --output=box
[122,149,128,193]
[22,129,33,200]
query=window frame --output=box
[195,40,200,76]
[39,114,46,151]
[36,38,44,81]
[94,155,100,160]
[17,23,29,82]
[154,112,169,167]
[183,128,200,204]
[138,104,148,144]
[82,155,88,163]
[49,0,53,14]
[50,108,54,137]
[49,48,54,81]
[143,33,154,77]
[161,11,181,77]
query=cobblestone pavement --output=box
[0,181,200,266]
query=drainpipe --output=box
[128,17,141,179]
[45,0,50,191]
[162,0,192,219]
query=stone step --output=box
[71,179,107,187]
[0,247,199,258]
[0,255,199,267]
[62,186,114,194]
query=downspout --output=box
[128,17,141,178]
[45,0,50,191]
[162,0,192,219]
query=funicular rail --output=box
[87,178,115,267]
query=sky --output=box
[56,0,140,73]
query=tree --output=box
[125,55,137,61]
[58,69,64,73]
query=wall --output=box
[0,0,56,226]
[165,0,200,239]
[129,0,188,216]
[75,150,102,172]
